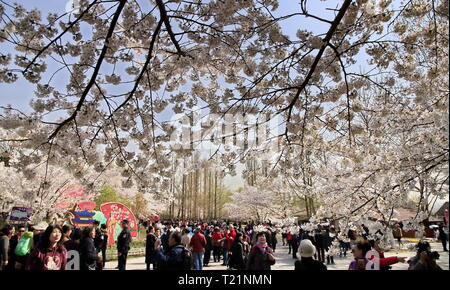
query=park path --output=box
[104,243,296,270]
[104,242,449,270]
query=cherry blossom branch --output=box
[47,0,126,142]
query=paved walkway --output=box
[104,242,449,270]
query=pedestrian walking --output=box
[145,226,157,270]
[203,228,213,267]
[438,223,448,252]
[294,239,327,271]
[190,227,207,270]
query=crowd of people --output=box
[143,220,277,271]
[0,219,131,270]
[283,222,446,271]
[0,218,447,271]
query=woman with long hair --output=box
[26,225,67,270]
[229,232,246,270]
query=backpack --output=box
[176,245,192,270]
[15,232,33,256]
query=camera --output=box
[428,251,440,260]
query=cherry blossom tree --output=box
[0,0,448,230]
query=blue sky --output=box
[0,0,339,111]
[0,0,340,190]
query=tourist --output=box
[348,240,405,270]
[212,227,223,263]
[369,239,405,270]
[291,231,300,259]
[161,226,171,250]
[61,224,78,253]
[287,231,293,254]
[190,227,207,270]
[324,227,335,265]
[31,221,48,250]
[438,223,448,252]
[181,228,191,249]
[93,221,103,254]
[281,228,287,246]
[224,225,236,266]
[229,232,246,270]
[26,225,67,270]
[339,235,349,258]
[347,227,357,248]
[99,224,109,268]
[79,226,98,270]
[6,224,25,270]
[13,226,34,270]
[246,232,275,270]
[0,225,14,270]
[203,228,213,267]
[392,223,403,252]
[294,239,327,271]
[155,228,161,239]
[408,241,442,271]
[117,220,132,271]
[154,231,192,270]
[145,226,157,270]
[314,227,325,263]
[270,229,277,253]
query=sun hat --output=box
[299,239,316,258]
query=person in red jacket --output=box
[369,239,405,270]
[190,228,207,270]
[212,227,223,263]
[287,232,293,254]
[223,225,236,266]
[348,240,406,270]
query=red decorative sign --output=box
[60,185,88,198]
[54,186,91,209]
[100,202,138,246]
[78,201,96,211]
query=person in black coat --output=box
[295,239,327,271]
[314,228,325,263]
[117,220,132,271]
[229,232,246,270]
[154,231,192,270]
[203,229,213,267]
[79,227,98,270]
[99,224,108,269]
[271,230,278,253]
[93,221,103,252]
[324,227,335,265]
[292,233,300,259]
[438,223,448,252]
[145,226,157,270]
[161,227,171,250]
